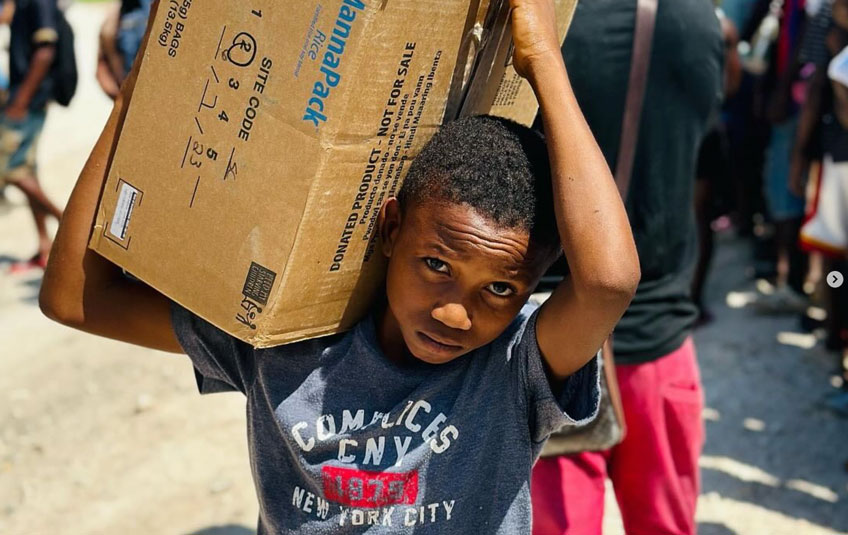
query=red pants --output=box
[531,338,704,535]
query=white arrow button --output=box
[827,271,844,289]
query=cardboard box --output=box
[90,0,576,348]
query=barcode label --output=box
[109,182,139,241]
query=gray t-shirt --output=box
[172,303,600,534]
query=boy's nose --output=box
[431,303,472,331]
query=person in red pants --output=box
[530,1,724,534]
[533,340,704,534]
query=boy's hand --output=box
[508,0,563,80]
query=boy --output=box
[4,0,64,273]
[39,0,639,532]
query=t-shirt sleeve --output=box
[27,0,59,45]
[171,302,257,395]
[512,308,601,444]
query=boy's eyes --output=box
[423,258,516,298]
[424,257,450,273]
[487,282,516,297]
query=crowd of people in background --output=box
[531,0,848,532]
[0,0,845,534]
[532,1,848,533]
[702,0,848,415]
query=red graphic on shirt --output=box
[322,466,419,508]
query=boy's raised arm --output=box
[509,0,640,379]
[40,2,182,353]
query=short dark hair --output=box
[397,115,558,251]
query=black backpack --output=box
[52,9,77,107]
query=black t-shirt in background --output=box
[120,0,142,17]
[559,0,723,363]
[9,0,60,111]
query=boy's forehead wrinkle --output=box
[406,200,541,273]
[422,238,531,280]
[426,241,459,258]
[432,219,530,266]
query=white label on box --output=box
[109,182,139,241]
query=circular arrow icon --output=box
[827,271,844,289]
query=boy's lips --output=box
[416,331,463,354]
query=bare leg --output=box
[10,174,63,263]
[12,174,63,221]
[28,200,52,258]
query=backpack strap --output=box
[603,0,659,445]
[614,0,658,199]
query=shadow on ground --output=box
[0,254,21,266]
[698,522,739,535]
[186,525,254,535]
[696,234,847,532]
[17,274,43,305]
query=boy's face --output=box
[379,198,555,364]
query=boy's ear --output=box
[379,198,402,258]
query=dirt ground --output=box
[0,4,846,534]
